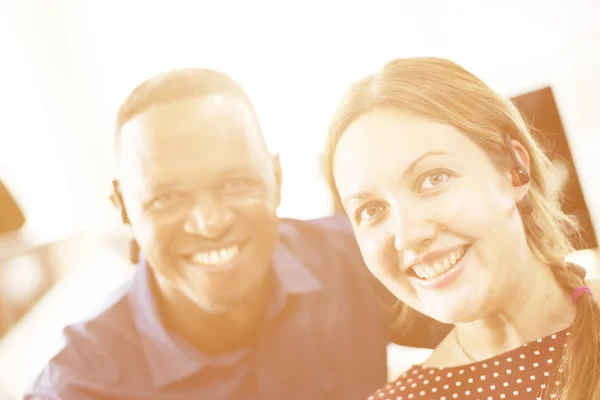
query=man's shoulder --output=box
[281,213,353,231]
[279,214,364,271]
[279,214,357,250]
[54,289,135,366]
[26,287,138,396]
[67,280,137,349]
[278,214,374,289]
[278,215,399,331]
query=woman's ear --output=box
[510,139,531,186]
[507,140,532,205]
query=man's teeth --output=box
[412,247,467,280]
[189,245,239,265]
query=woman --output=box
[323,57,600,400]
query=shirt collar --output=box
[128,241,322,388]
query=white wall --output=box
[1,0,598,242]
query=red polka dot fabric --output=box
[370,329,569,400]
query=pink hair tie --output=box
[571,286,592,303]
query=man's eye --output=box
[355,203,387,224]
[418,169,453,193]
[221,178,255,194]
[148,193,183,210]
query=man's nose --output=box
[183,195,234,239]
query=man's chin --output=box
[187,290,259,315]
[192,299,237,314]
[185,275,273,316]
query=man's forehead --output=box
[119,93,265,151]
[116,94,271,189]
[123,93,259,134]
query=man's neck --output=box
[157,273,275,355]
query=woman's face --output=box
[333,109,532,324]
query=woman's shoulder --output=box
[370,328,569,400]
[368,365,429,399]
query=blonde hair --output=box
[323,57,600,400]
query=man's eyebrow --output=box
[139,179,182,196]
[142,166,256,195]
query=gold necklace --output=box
[454,329,477,363]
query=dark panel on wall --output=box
[511,86,597,250]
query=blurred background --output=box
[0,0,598,398]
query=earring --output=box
[517,194,534,216]
[130,240,140,264]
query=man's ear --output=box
[111,180,130,225]
[272,154,282,207]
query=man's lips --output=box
[180,240,248,267]
[185,244,240,265]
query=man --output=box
[25,69,448,399]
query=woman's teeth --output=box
[412,246,467,280]
[189,245,239,266]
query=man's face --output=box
[116,93,281,313]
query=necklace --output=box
[454,329,477,363]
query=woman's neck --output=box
[426,258,576,367]
[454,260,575,361]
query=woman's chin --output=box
[413,275,490,324]
[422,301,483,325]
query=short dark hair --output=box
[115,68,259,150]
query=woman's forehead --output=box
[334,111,469,170]
[332,109,492,197]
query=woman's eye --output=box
[418,170,452,192]
[356,203,387,224]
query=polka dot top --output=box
[371,328,569,400]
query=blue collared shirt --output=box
[25,215,404,399]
